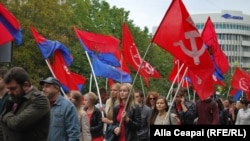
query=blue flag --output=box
[91,55,132,83]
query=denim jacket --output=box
[48,95,80,141]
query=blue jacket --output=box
[48,95,80,141]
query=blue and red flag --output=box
[201,17,229,86]
[74,27,120,67]
[74,27,132,83]
[0,3,22,45]
[30,26,73,66]
[211,55,225,86]
[30,26,86,92]
[201,17,229,75]
[230,88,243,101]
[91,55,132,83]
[0,23,13,45]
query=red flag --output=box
[142,76,149,88]
[75,29,119,53]
[30,26,46,43]
[168,58,192,88]
[114,49,131,74]
[0,23,13,45]
[231,67,250,93]
[168,58,187,83]
[188,68,215,100]
[108,79,114,88]
[122,22,161,79]
[151,0,214,100]
[201,17,229,74]
[52,50,86,92]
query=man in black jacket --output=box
[0,67,51,141]
[0,67,8,141]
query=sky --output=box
[105,0,250,32]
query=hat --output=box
[40,77,61,87]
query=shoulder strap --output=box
[169,113,172,125]
[210,100,216,114]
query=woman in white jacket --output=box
[235,98,250,125]
[69,90,92,141]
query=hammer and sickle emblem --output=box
[143,62,154,75]
[129,44,155,75]
[174,31,206,65]
[129,43,142,67]
[239,78,250,92]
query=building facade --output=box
[191,11,250,72]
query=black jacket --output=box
[84,106,104,138]
[0,87,50,141]
[112,104,141,141]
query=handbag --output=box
[106,132,118,141]
[105,125,118,141]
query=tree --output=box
[1,0,174,95]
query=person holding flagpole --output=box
[112,83,141,141]
[102,83,121,141]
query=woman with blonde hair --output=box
[112,83,141,141]
[102,83,120,140]
[68,90,91,141]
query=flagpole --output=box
[84,51,104,117]
[44,59,67,97]
[120,42,153,128]
[179,78,190,101]
[120,54,124,83]
[193,90,196,103]
[89,73,92,92]
[166,63,185,100]
[186,81,191,101]
[105,78,108,90]
[165,67,188,122]
[227,86,231,98]
[139,76,146,99]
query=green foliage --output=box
[1,0,173,95]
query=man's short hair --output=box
[4,67,31,86]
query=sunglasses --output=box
[149,98,156,100]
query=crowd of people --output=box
[0,66,250,141]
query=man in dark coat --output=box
[0,67,8,141]
[0,67,50,141]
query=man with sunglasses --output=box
[0,67,51,141]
